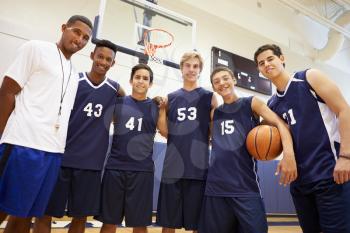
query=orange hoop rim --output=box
[143,28,174,56]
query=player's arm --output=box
[117,86,126,97]
[209,106,215,143]
[0,76,21,134]
[211,92,219,111]
[156,96,168,138]
[112,112,117,124]
[251,96,297,185]
[112,87,125,122]
[209,93,219,142]
[211,93,218,112]
[306,69,350,184]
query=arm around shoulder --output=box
[117,86,126,97]
[211,92,219,110]
[156,97,168,138]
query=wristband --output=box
[339,154,350,160]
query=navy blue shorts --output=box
[344,181,350,232]
[96,169,154,227]
[156,178,206,230]
[0,143,61,217]
[291,178,350,233]
[45,167,102,218]
[198,196,268,233]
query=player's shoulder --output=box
[241,95,254,103]
[170,87,212,96]
[169,88,183,95]
[215,103,225,112]
[292,69,309,81]
[104,78,119,92]
[117,94,127,101]
[114,95,126,107]
[106,78,119,86]
[147,97,159,109]
[240,96,255,109]
[198,87,212,95]
[138,97,156,107]
[167,89,182,100]
[218,96,252,110]
[267,93,279,107]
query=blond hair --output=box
[180,51,204,72]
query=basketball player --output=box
[254,44,350,233]
[96,63,163,233]
[0,15,92,233]
[156,51,218,233]
[33,39,125,233]
[198,66,297,233]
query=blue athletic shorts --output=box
[45,167,102,218]
[198,195,268,233]
[291,178,350,233]
[156,178,206,230]
[0,143,61,217]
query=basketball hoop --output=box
[143,28,174,62]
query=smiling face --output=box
[256,49,285,81]
[211,70,236,99]
[90,46,115,76]
[59,20,92,58]
[181,57,201,84]
[130,68,152,96]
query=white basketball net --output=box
[143,28,173,63]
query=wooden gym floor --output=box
[0,216,302,233]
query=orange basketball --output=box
[246,125,283,160]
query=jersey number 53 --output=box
[177,107,197,121]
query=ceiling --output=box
[177,0,350,73]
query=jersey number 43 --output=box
[83,103,103,117]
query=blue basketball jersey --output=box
[61,72,120,170]
[268,70,340,185]
[205,97,261,197]
[106,96,159,172]
[162,87,213,180]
